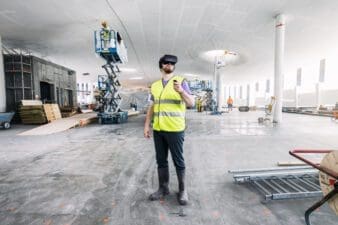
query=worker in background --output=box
[227,96,233,111]
[196,97,202,112]
[144,54,195,205]
[101,21,110,51]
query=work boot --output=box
[176,169,188,205]
[149,167,170,201]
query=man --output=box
[144,54,195,205]
[227,96,233,111]
[100,21,110,50]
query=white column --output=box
[273,14,286,123]
[213,63,217,101]
[216,69,222,111]
[295,86,299,108]
[240,86,243,99]
[296,68,301,108]
[246,84,250,106]
[0,36,6,112]
[315,83,321,109]
[217,73,223,110]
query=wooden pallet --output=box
[43,104,62,122]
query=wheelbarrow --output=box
[290,149,338,225]
[0,112,15,129]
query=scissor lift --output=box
[94,29,128,124]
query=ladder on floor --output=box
[229,166,322,202]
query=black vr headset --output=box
[159,54,178,69]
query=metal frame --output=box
[289,149,338,225]
[229,166,322,202]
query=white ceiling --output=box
[1,0,338,88]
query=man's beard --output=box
[162,67,174,74]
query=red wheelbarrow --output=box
[290,149,338,225]
[0,112,15,129]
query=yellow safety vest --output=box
[151,76,186,132]
[101,28,110,40]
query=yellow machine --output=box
[258,96,276,123]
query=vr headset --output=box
[159,54,178,68]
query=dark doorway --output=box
[40,82,53,103]
[67,90,73,106]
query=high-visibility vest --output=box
[101,28,110,40]
[151,76,186,132]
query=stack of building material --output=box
[43,104,62,122]
[59,106,77,118]
[20,100,47,124]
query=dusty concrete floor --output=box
[0,111,337,225]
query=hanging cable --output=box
[104,0,145,76]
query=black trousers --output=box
[153,130,185,171]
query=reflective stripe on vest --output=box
[151,76,186,132]
[153,112,185,117]
[154,99,183,105]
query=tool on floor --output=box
[290,149,338,225]
[94,24,128,124]
[229,166,322,202]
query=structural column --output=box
[273,14,285,123]
[216,71,223,110]
[0,36,6,112]
[295,68,301,108]
[246,84,250,106]
[295,86,299,108]
[315,83,321,109]
[316,59,325,109]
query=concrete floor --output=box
[0,111,337,225]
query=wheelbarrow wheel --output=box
[4,122,11,129]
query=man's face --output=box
[161,62,175,74]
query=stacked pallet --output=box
[59,106,77,118]
[20,100,47,124]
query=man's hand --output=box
[144,126,151,138]
[173,80,184,94]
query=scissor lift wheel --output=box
[4,122,11,129]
